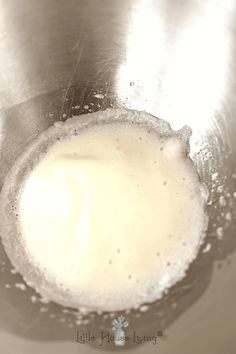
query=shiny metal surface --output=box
[0,0,236,353]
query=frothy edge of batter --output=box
[0,108,209,312]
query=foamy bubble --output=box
[216,227,224,240]
[0,109,208,312]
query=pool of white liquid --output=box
[0,109,208,312]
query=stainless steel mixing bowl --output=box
[0,0,236,353]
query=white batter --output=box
[16,116,207,311]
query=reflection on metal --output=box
[116,0,166,112]
[117,0,234,134]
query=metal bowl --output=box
[0,0,235,353]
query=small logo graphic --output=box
[111,315,129,347]
[76,315,163,347]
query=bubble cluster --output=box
[0,109,208,312]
